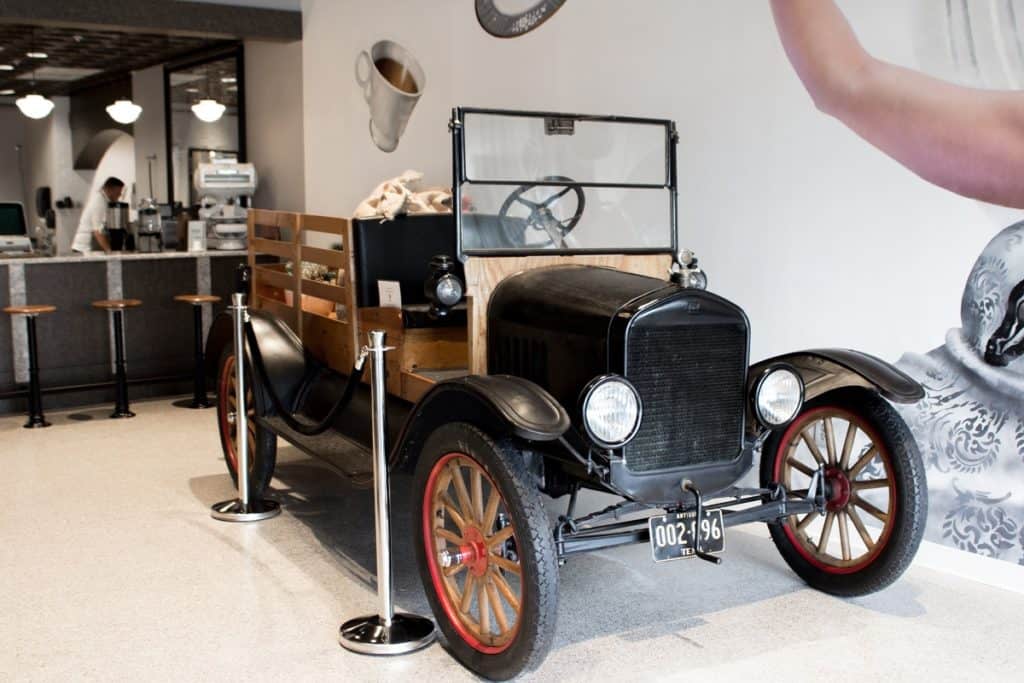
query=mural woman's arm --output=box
[770,0,1024,209]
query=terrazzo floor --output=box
[1,398,1021,681]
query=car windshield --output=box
[453,108,677,257]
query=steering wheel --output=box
[497,175,586,249]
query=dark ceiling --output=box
[0,24,234,97]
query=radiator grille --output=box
[624,322,747,472]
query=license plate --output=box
[648,510,725,563]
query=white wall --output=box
[300,0,1003,364]
[132,65,168,203]
[245,40,306,211]
[0,107,27,209]
[87,134,136,206]
[21,97,94,251]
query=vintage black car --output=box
[207,108,927,680]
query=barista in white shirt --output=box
[72,176,128,254]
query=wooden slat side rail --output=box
[255,296,297,330]
[253,265,295,292]
[301,214,350,237]
[302,311,355,371]
[300,278,348,305]
[251,237,295,260]
[250,208,301,232]
[301,245,347,270]
[463,254,672,374]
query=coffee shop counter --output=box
[0,250,247,413]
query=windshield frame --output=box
[451,106,679,259]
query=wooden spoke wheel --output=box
[215,348,277,496]
[424,453,523,653]
[775,406,896,572]
[414,423,558,681]
[760,388,926,597]
[219,354,257,475]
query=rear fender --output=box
[748,348,924,419]
[391,374,571,467]
[204,309,310,410]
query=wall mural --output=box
[355,40,425,152]
[896,224,1024,562]
[772,0,1024,565]
[475,0,567,38]
[894,0,1024,564]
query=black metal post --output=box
[23,315,50,429]
[111,310,135,419]
[190,304,211,408]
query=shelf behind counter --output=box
[0,250,248,413]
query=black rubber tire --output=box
[215,346,277,497]
[412,423,558,681]
[760,387,927,597]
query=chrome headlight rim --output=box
[752,364,805,428]
[580,374,643,449]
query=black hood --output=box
[488,265,670,337]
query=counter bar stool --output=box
[174,294,221,408]
[92,299,143,419]
[3,304,56,428]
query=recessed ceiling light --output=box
[0,64,13,71]
[26,52,48,59]
[220,76,236,84]
[226,86,237,91]
[0,89,14,96]
[185,87,199,93]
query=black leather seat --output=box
[351,214,463,316]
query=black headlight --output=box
[424,254,464,318]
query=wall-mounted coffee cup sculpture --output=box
[355,40,426,153]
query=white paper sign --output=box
[377,280,402,308]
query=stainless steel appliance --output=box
[135,198,163,253]
[105,201,130,251]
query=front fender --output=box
[749,348,924,406]
[391,374,571,467]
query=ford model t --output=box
[207,108,927,679]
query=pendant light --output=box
[105,34,142,124]
[191,63,225,123]
[106,98,142,124]
[16,28,54,120]
[191,98,225,122]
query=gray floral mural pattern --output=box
[897,223,1024,564]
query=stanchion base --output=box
[339,613,435,655]
[110,410,136,419]
[210,498,281,522]
[24,417,51,429]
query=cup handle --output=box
[355,50,372,102]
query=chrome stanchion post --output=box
[211,293,281,522]
[340,330,435,655]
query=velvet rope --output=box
[243,319,364,436]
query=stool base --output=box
[190,397,212,409]
[339,613,436,656]
[110,409,136,419]
[24,416,51,429]
[210,498,281,522]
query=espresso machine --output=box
[193,162,258,251]
[135,197,163,253]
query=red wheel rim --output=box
[218,355,255,475]
[773,405,898,574]
[422,452,523,654]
